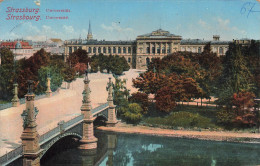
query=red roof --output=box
[0,41,32,49]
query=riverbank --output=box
[97,122,260,143]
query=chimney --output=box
[213,35,220,41]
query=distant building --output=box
[64,22,255,69]
[0,40,34,60]
[33,38,64,55]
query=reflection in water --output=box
[40,130,260,166]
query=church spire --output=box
[87,20,93,41]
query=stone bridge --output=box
[0,74,117,166]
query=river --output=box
[37,130,260,166]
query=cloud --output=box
[198,19,212,30]
[101,22,133,32]
[63,25,75,34]
[216,17,246,35]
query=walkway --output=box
[0,69,140,156]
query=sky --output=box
[0,0,259,41]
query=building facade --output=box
[64,24,242,69]
[0,40,34,60]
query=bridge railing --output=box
[0,91,58,111]
[63,114,83,129]
[0,145,23,165]
[39,125,60,144]
[92,102,109,115]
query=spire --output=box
[87,20,93,41]
[88,20,92,35]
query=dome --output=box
[15,41,22,49]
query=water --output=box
[40,130,260,166]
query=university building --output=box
[64,23,248,69]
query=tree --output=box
[133,71,167,95]
[74,62,87,75]
[232,91,256,127]
[217,43,254,109]
[0,48,15,100]
[37,66,63,94]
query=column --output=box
[12,83,20,107]
[21,80,42,166]
[106,78,118,127]
[101,47,103,54]
[149,43,152,55]
[160,43,162,55]
[79,70,98,150]
[116,46,118,54]
[46,73,52,97]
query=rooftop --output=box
[137,29,182,38]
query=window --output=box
[157,47,160,54]
[118,47,121,54]
[79,46,82,49]
[128,57,131,63]
[162,45,166,54]
[123,47,126,54]
[108,47,111,54]
[113,47,116,53]
[128,47,131,53]
[198,47,202,53]
[93,47,96,53]
[167,44,170,53]
[146,47,150,53]
[146,57,150,66]
[69,47,72,53]
[88,47,91,53]
[74,47,77,52]
[98,47,101,53]
[103,47,106,53]
[219,47,223,55]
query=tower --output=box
[87,20,93,41]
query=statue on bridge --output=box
[20,80,42,166]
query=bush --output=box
[216,109,235,126]
[129,92,149,114]
[144,111,215,129]
[121,103,143,124]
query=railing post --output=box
[20,80,42,166]
[106,77,118,127]
[11,83,20,107]
[79,69,98,150]
[46,72,52,97]
[58,121,65,134]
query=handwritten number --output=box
[241,2,260,18]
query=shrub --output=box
[129,92,149,114]
[216,109,235,126]
[121,103,143,124]
[144,111,215,129]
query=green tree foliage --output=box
[90,54,130,75]
[0,48,15,100]
[37,66,63,94]
[129,92,149,114]
[112,75,130,107]
[63,65,76,83]
[17,48,50,97]
[242,40,260,97]
[120,103,143,124]
[217,43,254,109]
